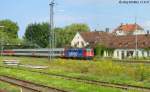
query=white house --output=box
[71,24,150,59]
[71,32,89,48]
[113,23,145,36]
[112,35,150,59]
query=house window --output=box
[74,44,77,47]
[77,42,79,46]
[127,51,134,57]
[117,51,119,57]
[147,51,150,57]
[136,51,138,57]
[142,51,144,57]
[81,42,84,47]
[121,51,125,59]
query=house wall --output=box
[71,33,88,48]
[113,49,150,59]
[115,31,126,36]
[98,49,149,59]
[115,30,145,36]
[133,30,146,35]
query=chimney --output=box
[145,30,149,36]
[121,23,123,26]
[147,30,149,35]
[105,28,109,32]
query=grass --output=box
[0,67,130,92]
[0,56,149,91]
[0,81,20,92]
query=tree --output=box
[0,19,20,47]
[0,19,19,39]
[24,22,49,48]
[61,23,90,47]
[95,44,106,57]
[24,23,90,48]
[54,27,64,47]
[94,43,115,58]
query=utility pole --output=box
[0,26,4,57]
[49,0,55,61]
[135,17,138,59]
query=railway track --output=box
[0,75,68,92]
[0,65,150,92]
[0,89,7,92]
[31,71,150,92]
[112,60,150,64]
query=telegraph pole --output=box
[135,17,138,59]
[0,26,4,57]
[49,0,55,61]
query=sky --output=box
[0,0,150,38]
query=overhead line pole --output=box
[135,17,138,59]
[49,0,55,61]
[0,26,5,57]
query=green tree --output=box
[95,44,106,57]
[61,23,90,47]
[24,23,90,48]
[24,22,49,48]
[54,27,64,47]
[0,19,20,47]
[0,19,19,39]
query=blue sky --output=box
[0,0,150,38]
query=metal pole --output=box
[49,0,55,61]
[135,17,138,59]
[0,26,4,57]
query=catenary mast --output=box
[49,0,55,61]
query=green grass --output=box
[0,81,20,92]
[0,67,129,92]
[0,56,149,91]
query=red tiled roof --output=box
[112,35,150,49]
[113,23,144,33]
[79,32,150,49]
[80,32,113,45]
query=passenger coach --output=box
[2,48,94,59]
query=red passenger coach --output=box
[2,50,15,55]
[2,48,94,60]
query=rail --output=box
[0,65,150,92]
[0,75,68,92]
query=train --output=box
[2,48,94,59]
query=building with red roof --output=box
[113,23,145,35]
[71,23,150,59]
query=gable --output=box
[113,23,144,34]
